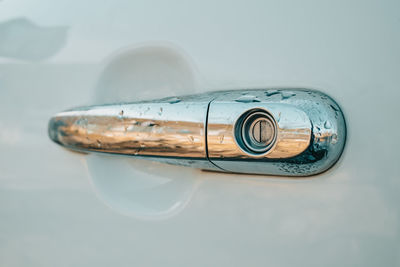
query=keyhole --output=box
[250,118,274,146]
[239,110,277,154]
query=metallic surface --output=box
[207,89,346,176]
[49,89,346,176]
[48,94,219,171]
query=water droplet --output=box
[235,95,260,103]
[281,91,296,100]
[331,134,338,144]
[126,125,135,131]
[265,90,280,97]
[143,107,151,114]
[330,104,339,112]
[324,121,332,129]
[168,97,181,104]
[188,135,195,143]
[141,121,156,127]
[219,135,224,144]
[75,117,88,127]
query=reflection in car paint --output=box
[0,17,68,61]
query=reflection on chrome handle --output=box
[48,89,346,176]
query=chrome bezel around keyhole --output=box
[235,109,278,156]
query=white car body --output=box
[1,0,399,266]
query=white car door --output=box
[1,0,399,266]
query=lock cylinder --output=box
[236,110,277,155]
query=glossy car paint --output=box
[1,0,399,266]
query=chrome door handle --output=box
[48,89,346,176]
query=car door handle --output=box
[48,89,346,176]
